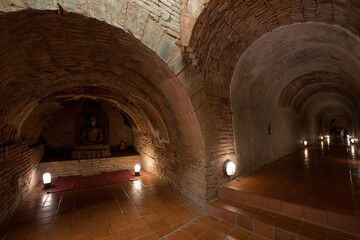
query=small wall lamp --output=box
[223,160,236,176]
[43,172,51,189]
[303,140,308,146]
[134,164,141,176]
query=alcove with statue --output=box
[38,98,140,177]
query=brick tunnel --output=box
[0,1,359,239]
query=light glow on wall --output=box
[303,140,308,146]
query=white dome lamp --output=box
[223,160,236,176]
[134,164,141,176]
[42,172,52,189]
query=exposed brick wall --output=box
[134,131,207,209]
[0,142,44,224]
[0,0,184,74]
[40,155,141,177]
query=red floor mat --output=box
[47,170,137,193]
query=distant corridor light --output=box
[320,136,323,140]
[350,138,355,144]
[303,140,308,146]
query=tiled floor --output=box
[214,138,360,238]
[1,138,359,239]
[0,172,265,240]
[223,138,360,215]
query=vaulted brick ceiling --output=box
[186,0,360,75]
[0,10,202,150]
[187,0,360,131]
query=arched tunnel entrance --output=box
[0,9,206,223]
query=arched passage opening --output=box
[231,22,360,175]
[0,10,206,222]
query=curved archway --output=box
[0,10,206,208]
[231,23,360,174]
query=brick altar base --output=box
[40,155,141,177]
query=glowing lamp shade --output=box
[350,138,355,144]
[134,164,141,176]
[303,140,308,146]
[320,136,323,140]
[42,172,51,189]
[225,161,236,176]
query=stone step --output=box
[218,185,359,236]
[207,198,359,240]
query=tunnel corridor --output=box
[1,0,360,239]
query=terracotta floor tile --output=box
[211,221,233,237]
[155,226,172,238]
[167,230,193,240]
[132,224,153,237]
[196,230,222,240]
[137,233,158,240]
[181,223,206,237]
[71,223,90,235]
[26,232,48,240]
[220,187,234,200]
[144,214,162,223]
[70,231,91,240]
[327,227,358,240]
[249,233,270,240]
[92,218,110,229]
[328,211,358,234]
[28,223,52,235]
[248,194,264,208]
[207,204,222,218]
[224,228,250,240]
[72,216,90,226]
[98,235,114,240]
[264,197,282,212]
[109,215,126,225]
[139,208,156,216]
[193,216,218,229]
[253,213,278,239]
[111,222,130,233]
[48,228,70,240]
[282,200,303,219]
[148,219,169,231]
[113,229,135,240]
[163,215,183,226]
[92,226,111,239]
[170,222,184,230]
[177,210,196,221]
[51,219,71,231]
[222,208,237,225]
[297,224,327,240]
[124,211,142,220]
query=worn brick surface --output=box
[40,155,141,177]
[0,142,44,224]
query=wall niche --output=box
[41,99,135,159]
